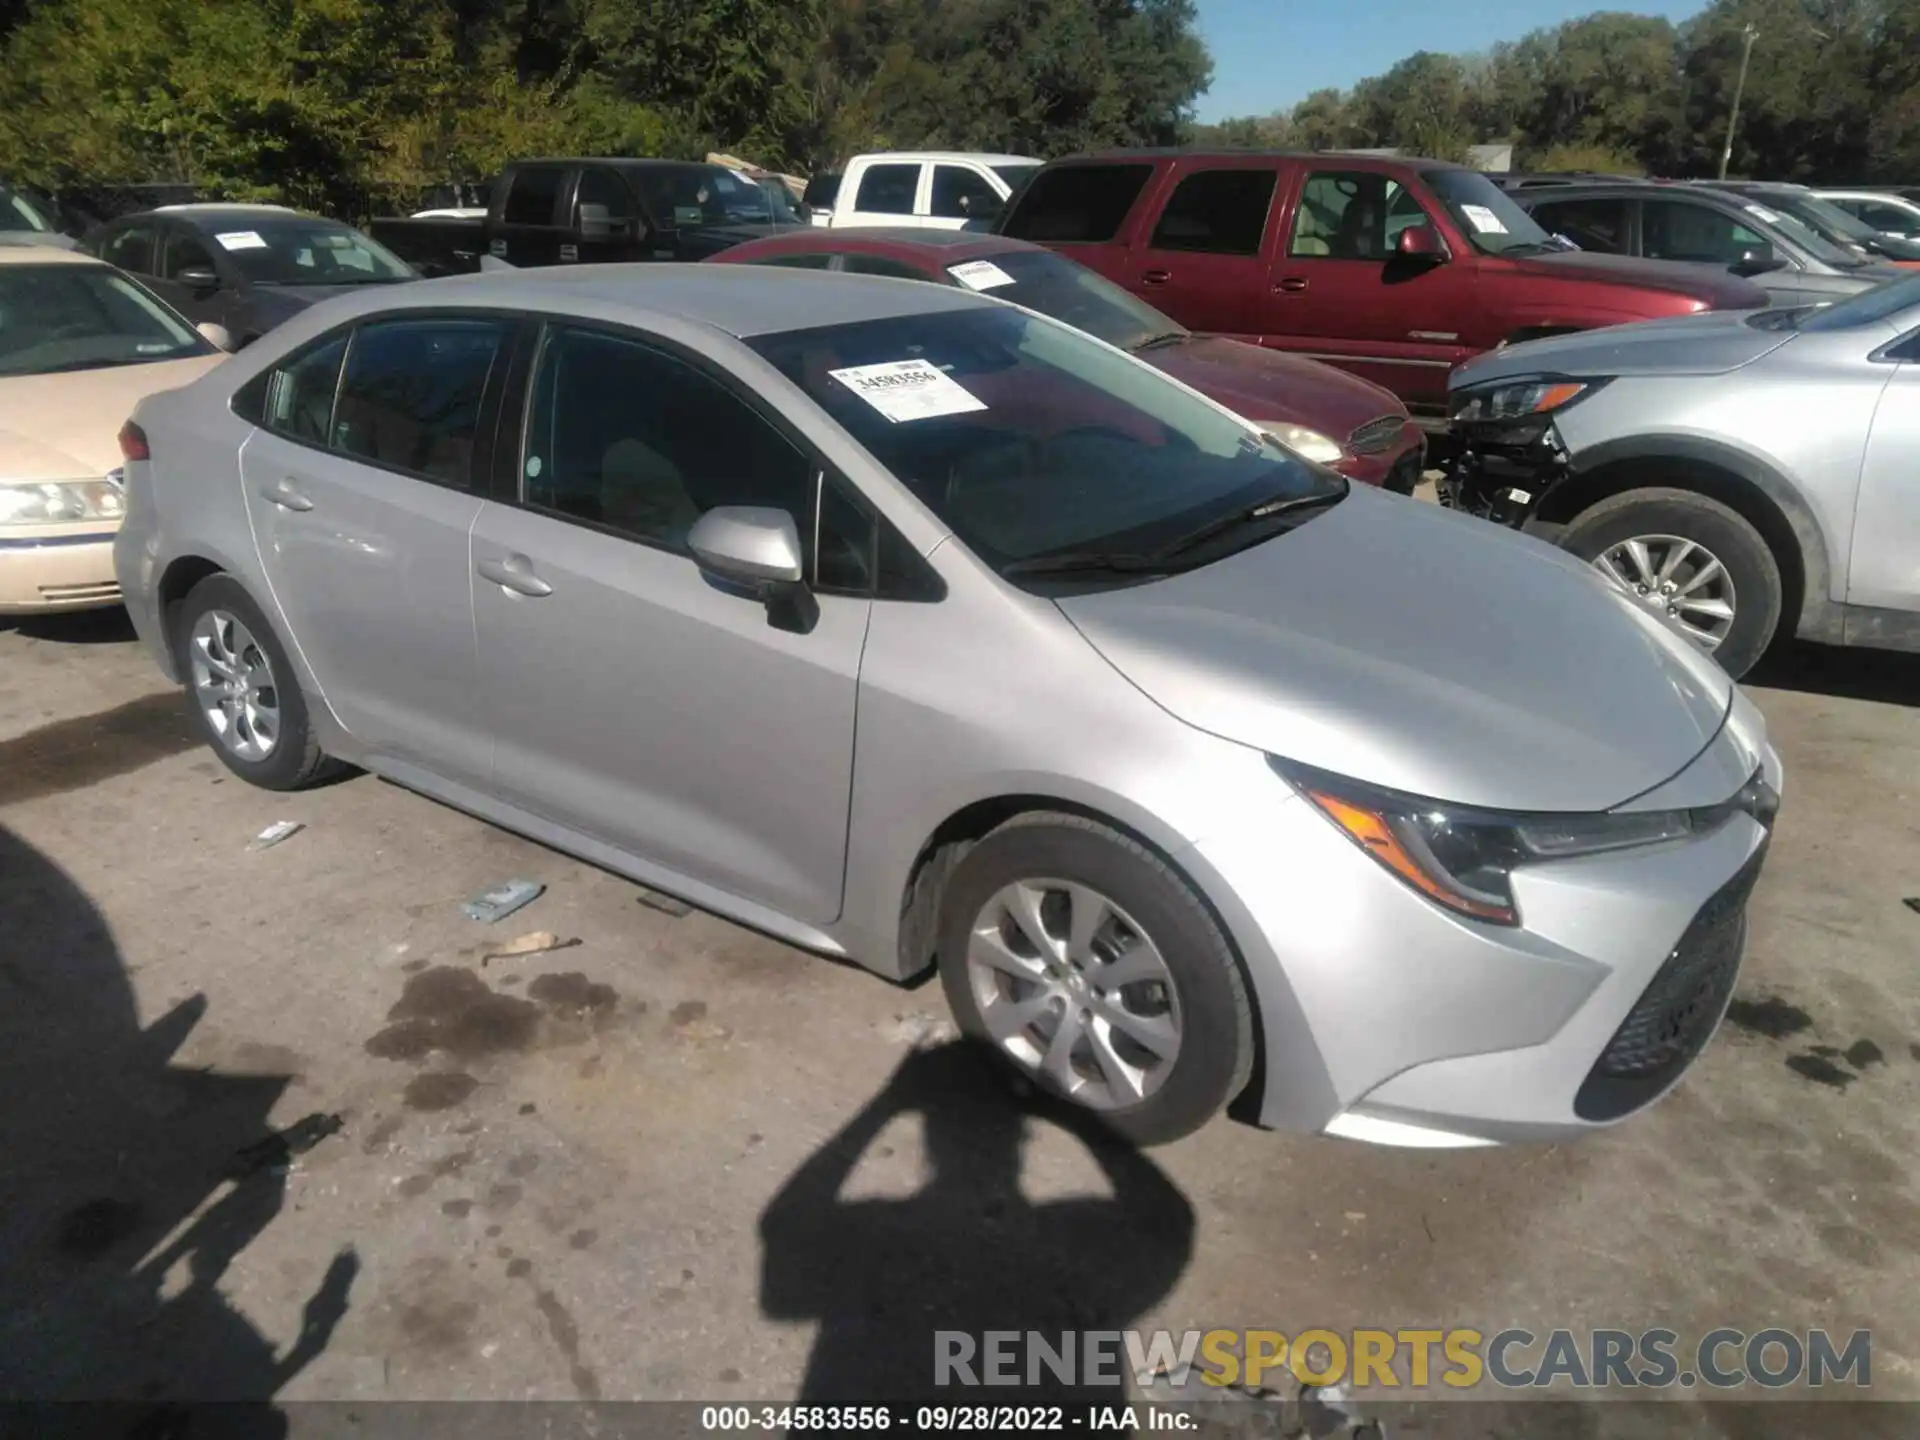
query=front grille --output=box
[1348,415,1406,456]
[39,581,120,602]
[1574,845,1767,1122]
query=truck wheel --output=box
[1560,487,1782,679]
[935,812,1254,1146]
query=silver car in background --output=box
[115,265,1780,1147]
[1447,274,1920,679]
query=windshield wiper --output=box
[1001,551,1171,579]
[1148,486,1346,563]
[1498,241,1560,258]
[1129,331,1189,352]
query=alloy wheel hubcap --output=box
[1593,534,1737,651]
[189,610,281,762]
[965,879,1182,1111]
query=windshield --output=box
[1734,196,1867,268]
[1422,169,1557,256]
[0,265,210,376]
[2,188,54,234]
[747,305,1339,577]
[945,249,1180,351]
[1788,272,1920,332]
[215,220,413,286]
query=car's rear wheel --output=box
[935,813,1253,1146]
[174,574,337,790]
[1559,487,1782,680]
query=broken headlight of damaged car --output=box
[1271,758,1780,926]
[1442,376,1610,528]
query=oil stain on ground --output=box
[0,692,199,807]
[1725,995,1814,1040]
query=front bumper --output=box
[1188,718,1782,1146]
[1438,416,1568,527]
[0,531,122,613]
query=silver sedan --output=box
[115,265,1780,1146]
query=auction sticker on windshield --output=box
[829,359,987,423]
[216,231,268,251]
[1460,205,1508,235]
[1745,204,1785,225]
[948,260,1016,291]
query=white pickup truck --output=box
[813,151,1043,230]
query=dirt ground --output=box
[1,607,1915,1437]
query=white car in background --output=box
[1818,190,1920,242]
[823,151,1042,231]
[0,247,228,613]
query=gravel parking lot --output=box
[2,607,1916,1433]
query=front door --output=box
[238,315,513,785]
[1263,166,1476,408]
[472,323,870,924]
[1848,339,1920,621]
[151,225,247,334]
[571,166,646,265]
[1123,160,1280,341]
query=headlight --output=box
[1273,759,1776,926]
[1449,378,1599,424]
[0,478,126,526]
[1257,422,1346,466]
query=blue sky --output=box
[1192,0,1709,122]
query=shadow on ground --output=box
[1748,640,1920,706]
[759,1040,1195,1406]
[0,823,356,1432]
[1,608,140,646]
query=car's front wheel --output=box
[174,573,337,790]
[1559,487,1782,679]
[936,813,1254,1146]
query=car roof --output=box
[0,244,104,267]
[1520,182,1748,206]
[152,202,300,215]
[1052,149,1467,173]
[850,152,1041,166]
[360,262,987,339]
[726,227,1041,260]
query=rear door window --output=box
[1529,197,1631,253]
[853,164,921,216]
[1001,164,1154,243]
[841,254,931,280]
[502,166,567,227]
[1148,168,1277,255]
[331,318,510,486]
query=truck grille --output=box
[1574,846,1766,1122]
[1347,415,1406,456]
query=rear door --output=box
[838,162,926,229]
[1263,164,1478,408]
[491,164,575,267]
[238,314,514,786]
[997,161,1160,288]
[1121,159,1280,341]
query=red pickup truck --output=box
[999,151,1769,418]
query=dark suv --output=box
[1518,182,1899,308]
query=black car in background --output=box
[83,205,414,346]
[1513,181,1901,307]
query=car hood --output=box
[1144,335,1407,440]
[1056,485,1733,813]
[1507,249,1768,309]
[0,353,224,477]
[1453,308,1796,388]
[677,221,810,258]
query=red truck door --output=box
[1120,158,1285,342]
[1262,162,1478,411]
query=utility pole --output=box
[1718,24,1759,180]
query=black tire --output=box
[935,812,1254,1146]
[173,573,338,790]
[1559,486,1782,680]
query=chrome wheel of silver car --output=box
[189,609,281,762]
[966,878,1182,1111]
[1592,534,1737,651]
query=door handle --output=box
[1274,277,1310,293]
[1141,268,1172,285]
[476,553,553,598]
[260,478,313,511]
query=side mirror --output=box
[1396,224,1448,260]
[177,265,220,293]
[686,505,818,634]
[1731,242,1785,277]
[195,321,236,352]
[578,202,620,240]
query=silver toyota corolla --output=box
[114,265,1782,1147]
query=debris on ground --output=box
[461,879,545,924]
[481,931,580,966]
[248,820,304,851]
[227,1112,344,1178]
[1903,896,1919,915]
[882,1010,957,1047]
[636,886,691,918]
